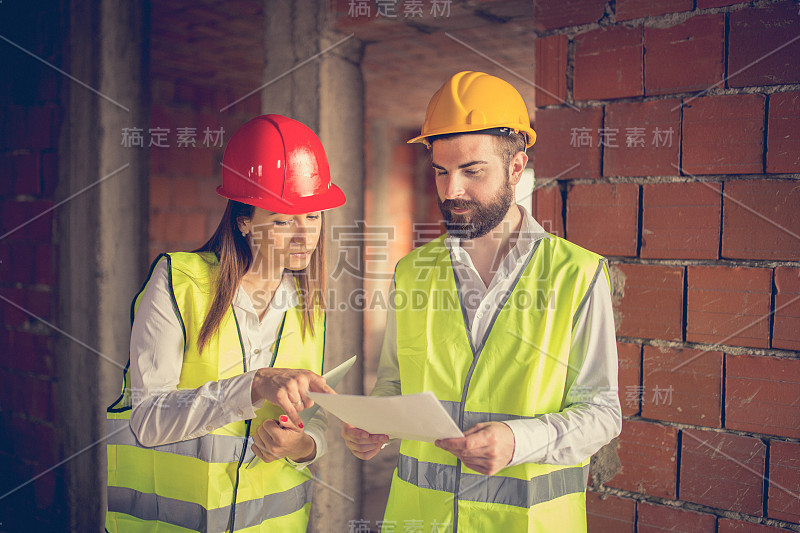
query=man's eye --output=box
[465,169,483,176]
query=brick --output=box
[12,152,41,196]
[680,429,766,515]
[187,144,215,177]
[605,420,678,498]
[686,266,772,348]
[12,417,58,465]
[149,175,172,208]
[25,288,52,320]
[616,0,692,21]
[566,183,638,256]
[697,0,740,7]
[774,267,800,350]
[718,518,794,533]
[34,244,55,286]
[768,440,800,523]
[533,0,608,31]
[172,177,199,208]
[574,26,643,101]
[532,106,602,179]
[682,94,765,175]
[10,243,35,284]
[0,244,10,279]
[0,153,12,193]
[40,151,58,196]
[5,107,27,150]
[722,180,800,261]
[637,502,716,532]
[644,14,724,96]
[726,354,800,439]
[0,287,28,326]
[27,106,55,150]
[0,369,11,412]
[766,92,800,173]
[612,264,684,341]
[642,346,722,427]
[0,200,53,243]
[22,375,54,421]
[586,492,635,533]
[641,182,721,259]
[9,331,54,376]
[729,3,800,88]
[617,342,641,416]
[534,34,567,107]
[603,99,681,177]
[150,210,208,248]
[530,184,563,237]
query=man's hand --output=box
[341,422,389,460]
[252,415,316,463]
[435,422,515,475]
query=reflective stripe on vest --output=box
[108,480,312,532]
[106,418,258,464]
[397,454,589,508]
[439,400,539,430]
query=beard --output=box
[437,180,515,240]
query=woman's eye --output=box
[307,214,320,220]
[273,220,291,227]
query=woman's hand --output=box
[252,415,316,463]
[251,368,334,427]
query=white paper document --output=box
[307,391,464,443]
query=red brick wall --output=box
[147,1,264,260]
[0,1,66,530]
[533,0,800,530]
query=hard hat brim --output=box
[407,125,536,148]
[216,183,346,215]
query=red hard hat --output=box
[217,114,346,214]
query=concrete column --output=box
[58,1,149,530]
[262,1,366,529]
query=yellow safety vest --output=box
[384,234,607,532]
[105,252,325,532]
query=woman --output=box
[106,115,346,532]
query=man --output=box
[343,71,621,531]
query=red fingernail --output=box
[298,422,304,429]
[279,415,288,423]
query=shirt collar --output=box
[233,272,299,315]
[444,205,551,267]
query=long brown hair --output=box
[193,200,327,355]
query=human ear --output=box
[508,151,528,186]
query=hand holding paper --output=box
[308,391,464,443]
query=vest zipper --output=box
[448,244,538,532]
[226,419,252,532]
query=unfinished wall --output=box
[0,1,67,529]
[533,0,800,530]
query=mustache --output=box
[440,199,479,212]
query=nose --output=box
[441,174,465,200]
[291,217,315,247]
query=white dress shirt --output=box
[128,258,326,466]
[373,206,622,466]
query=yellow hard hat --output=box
[408,71,536,148]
